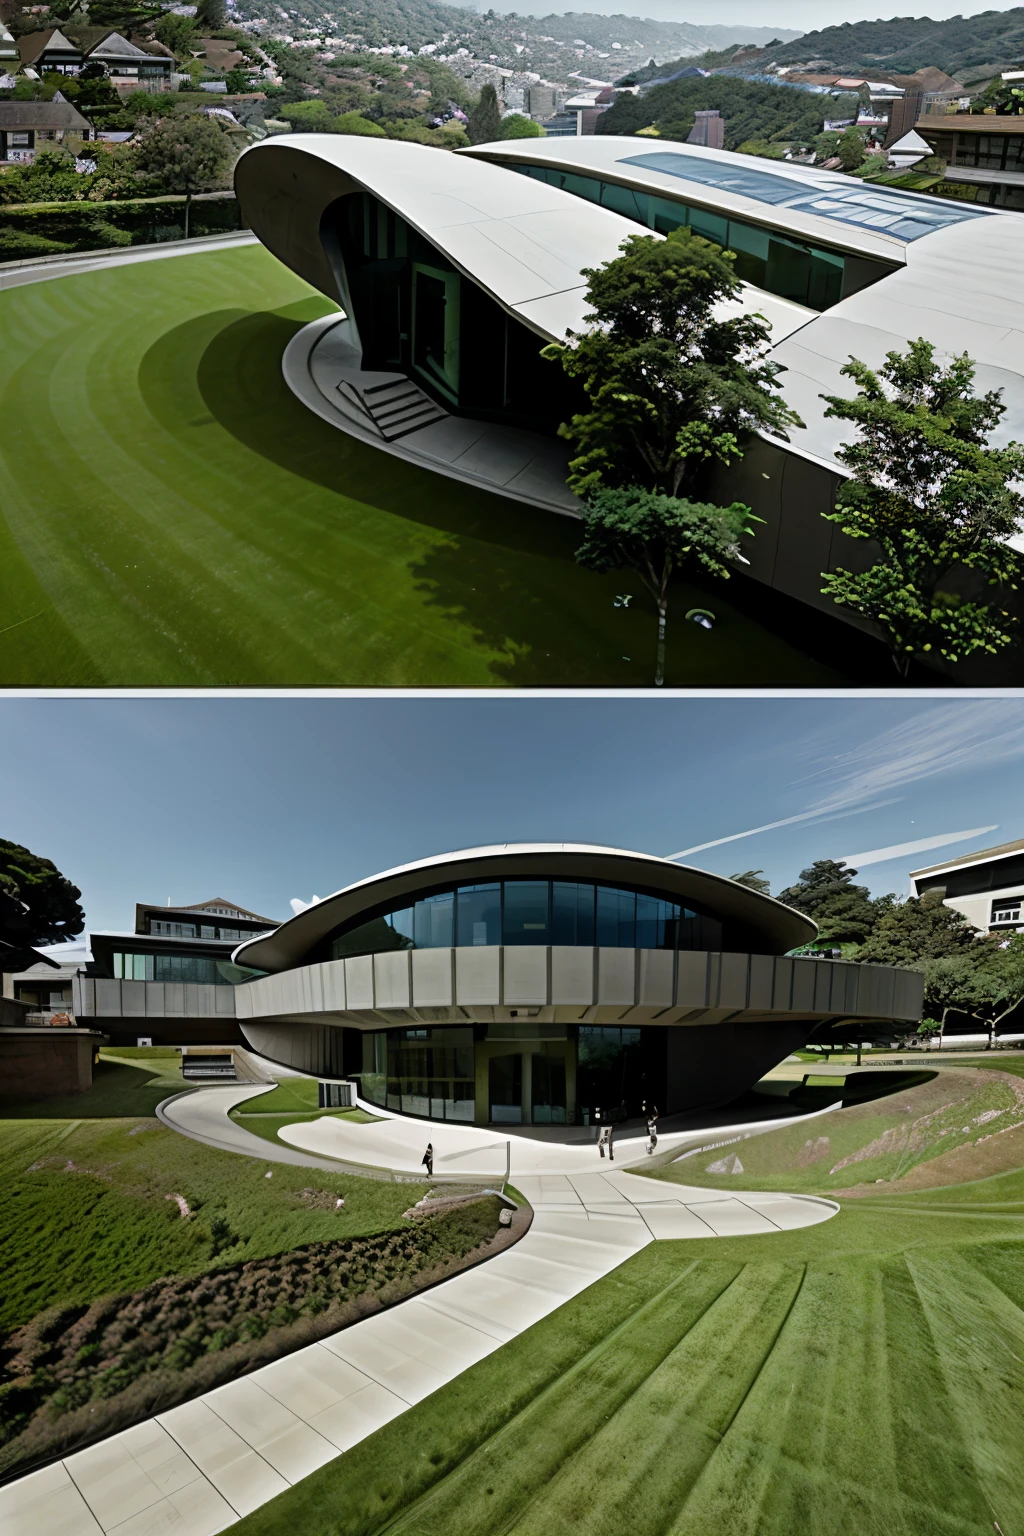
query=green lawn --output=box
[0,1057,424,1334]
[644,1067,1024,1195]
[229,1079,379,1145]
[0,245,848,687]
[229,1174,1024,1536]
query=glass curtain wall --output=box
[361,1028,475,1121]
[111,953,262,985]
[329,191,577,430]
[330,879,722,959]
[501,162,848,310]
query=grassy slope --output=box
[229,1079,379,1145]
[229,1179,1024,1536]
[0,245,843,688]
[643,1068,1024,1197]
[0,1058,424,1334]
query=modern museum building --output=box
[235,133,1024,632]
[230,844,922,1127]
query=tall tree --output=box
[777,859,883,946]
[544,227,800,502]
[572,486,758,686]
[821,339,1024,678]
[467,83,502,144]
[0,839,84,947]
[856,889,979,967]
[132,113,235,238]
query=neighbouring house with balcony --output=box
[911,837,1024,934]
[16,26,173,88]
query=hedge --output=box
[0,194,246,262]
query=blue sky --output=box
[489,0,1024,29]
[0,695,1018,937]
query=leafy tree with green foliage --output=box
[543,227,800,501]
[498,113,544,139]
[467,82,502,145]
[821,338,1024,678]
[334,111,387,136]
[856,888,979,967]
[922,935,1024,1048]
[778,859,883,946]
[225,67,253,94]
[0,839,84,947]
[815,126,867,170]
[195,0,227,29]
[155,11,197,55]
[729,870,771,894]
[572,486,759,685]
[975,78,1024,115]
[735,139,787,160]
[131,112,234,237]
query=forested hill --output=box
[769,9,1024,81]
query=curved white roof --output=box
[234,135,815,347]
[233,842,816,972]
[463,137,1024,476]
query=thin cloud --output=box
[838,826,999,870]
[667,799,902,859]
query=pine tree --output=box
[729,870,771,895]
[468,83,502,145]
[777,859,883,946]
[856,889,979,966]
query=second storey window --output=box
[991,899,1022,926]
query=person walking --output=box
[646,1106,659,1156]
[606,1122,615,1162]
[421,1141,434,1179]
[597,1125,609,1160]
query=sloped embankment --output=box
[643,1069,1024,1196]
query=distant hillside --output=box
[769,9,1024,82]
[598,72,854,150]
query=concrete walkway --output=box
[0,230,257,292]
[0,1101,837,1536]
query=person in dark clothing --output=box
[422,1142,434,1179]
[646,1104,660,1155]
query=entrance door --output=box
[489,1053,522,1124]
[531,1052,566,1124]
[412,264,460,401]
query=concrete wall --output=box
[71,976,245,1046]
[0,1029,98,1097]
[234,947,923,1028]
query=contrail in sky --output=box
[666,799,903,860]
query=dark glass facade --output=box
[357,1021,658,1126]
[499,160,857,311]
[112,952,261,985]
[361,1027,475,1122]
[330,878,722,960]
[327,190,583,432]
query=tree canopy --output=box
[856,889,980,967]
[543,226,800,501]
[497,114,544,139]
[0,839,84,947]
[729,870,771,895]
[132,113,236,197]
[777,859,883,947]
[822,338,1024,677]
[467,83,502,145]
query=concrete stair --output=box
[337,376,447,441]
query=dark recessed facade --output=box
[233,845,923,1126]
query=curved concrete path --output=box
[0,1096,837,1536]
[0,229,257,293]
[156,1087,384,1177]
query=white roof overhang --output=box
[232,842,816,972]
[234,134,813,346]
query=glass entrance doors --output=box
[412,264,460,401]
[489,1053,522,1123]
[531,1051,567,1124]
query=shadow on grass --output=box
[136,302,864,687]
[0,1060,177,1121]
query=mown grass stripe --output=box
[378,1258,741,1536]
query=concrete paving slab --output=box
[0,1460,104,1536]
[253,1343,376,1418]
[64,1425,201,1531]
[637,1205,720,1240]
[305,1381,409,1451]
[158,1399,289,1515]
[201,1379,337,1483]
[321,1330,449,1404]
[736,1195,837,1230]
[105,1474,236,1536]
[683,1199,782,1237]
